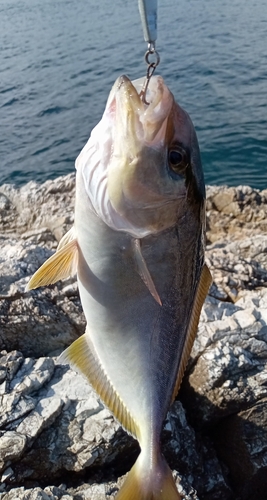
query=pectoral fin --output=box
[132,238,162,306]
[59,333,138,439]
[56,226,77,251]
[171,263,212,401]
[26,233,78,291]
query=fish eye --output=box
[168,147,188,174]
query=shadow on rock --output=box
[179,381,267,500]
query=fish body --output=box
[27,74,212,499]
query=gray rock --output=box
[0,174,75,239]
[0,352,207,500]
[0,174,84,358]
[206,235,267,301]
[206,185,267,243]
[1,175,267,499]
[0,479,199,500]
[162,402,232,499]
[0,240,84,357]
[0,432,27,470]
[212,400,267,500]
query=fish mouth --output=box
[107,74,174,145]
[116,75,133,91]
[105,74,187,237]
[110,74,142,105]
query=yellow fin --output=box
[132,238,162,306]
[59,334,139,438]
[116,451,181,500]
[171,263,212,401]
[26,238,78,290]
[56,226,77,252]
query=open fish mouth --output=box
[107,74,174,145]
[104,74,189,236]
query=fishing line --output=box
[138,0,160,104]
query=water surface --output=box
[0,0,266,188]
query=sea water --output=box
[0,0,266,188]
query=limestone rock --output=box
[1,175,267,499]
[0,174,75,239]
[0,351,129,481]
[180,242,267,499]
[182,290,267,423]
[212,400,267,500]
[206,234,267,301]
[0,174,82,357]
[206,185,267,243]
[0,479,200,500]
[0,238,84,357]
[0,351,221,500]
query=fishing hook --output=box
[140,43,160,105]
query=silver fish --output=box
[27,74,212,500]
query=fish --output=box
[27,74,212,500]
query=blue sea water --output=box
[0,0,266,189]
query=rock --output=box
[0,352,207,500]
[0,174,75,239]
[162,402,232,500]
[0,240,84,357]
[0,432,27,470]
[0,480,199,500]
[206,185,267,243]
[1,175,267,499]
[183,286,267,418]
[206,234,267,301]
[212,400,267,500]
[212,188,240,216]
[0,174,81,357]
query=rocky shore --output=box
[0,174,267,500]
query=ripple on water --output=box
[0,0,267,189]
[38,106,69,117]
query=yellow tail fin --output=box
[116,451,181,500]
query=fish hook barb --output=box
[140,43,160,105]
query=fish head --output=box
[107,74,205,235]
[76,74,205,238]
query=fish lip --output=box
[112,75,137,100]
[105,75,141,120]
[116,74,132,89]
[115,74,141,104]
[113,74,174,139]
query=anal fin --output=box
[59,334,139,438]
[171,263,212,401]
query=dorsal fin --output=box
[171,263,212,402]
[59,334,139,439]
[132,238,162,306]
[26,227,78,291]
